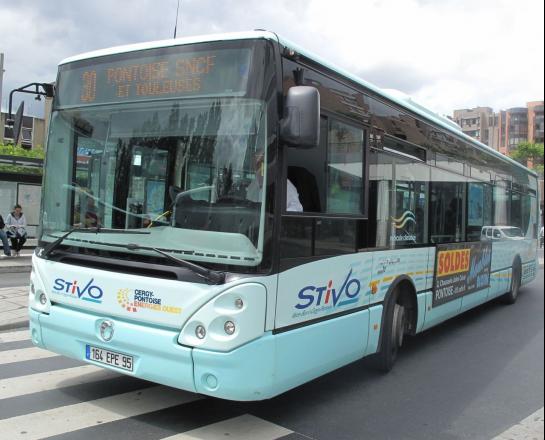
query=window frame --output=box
[281,111,369,220]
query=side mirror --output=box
[280,86,320,148]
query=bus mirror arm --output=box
[280,86,320,148]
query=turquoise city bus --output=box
[29,31,540,401]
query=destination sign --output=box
[56,48,252,108]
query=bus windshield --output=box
[40,98,268,266]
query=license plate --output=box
[85,345,133,371]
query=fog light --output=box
[195,325,206,340]
[39,292,47,305]
[224,321,236,335]
[234,298,243,309]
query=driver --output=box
[246,153,303,212]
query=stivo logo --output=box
[295,269,361,310]
[53,278,104,303]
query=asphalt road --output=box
[0,270,30,288]
[0,267,543,440]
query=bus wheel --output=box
[502,260,521,305]
[377,292,406,373]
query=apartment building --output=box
[453,101,544,154]
[527,101,544,144]
[453,107,494,146]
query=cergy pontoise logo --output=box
[53,278,104,303]
[295,269,361,311]
[117,288,182,315]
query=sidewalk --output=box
[0,253,33,273]
[0,237,35,274]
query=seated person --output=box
[246,153,303,212]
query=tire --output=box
[376,290,407,373]
[502,260,521,305]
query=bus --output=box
[28,31,540,401]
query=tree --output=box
[510,141,544,177]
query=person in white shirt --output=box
[246,153,303,212]
[5,204,27,257]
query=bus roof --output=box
[60,30,536,178]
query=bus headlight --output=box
[29,266,50,314]
[178,283,266,352]
[195,325,206,339]
[224,320,236,335]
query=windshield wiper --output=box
[41,227,151,258]
[126,243,225,285]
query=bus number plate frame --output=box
[85,345,133,372]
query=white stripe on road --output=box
[161,414,293,440]
[0,364,119,400]
[0,346,57,365]
[0,329,30,343]
[492,407,544,440]
[0,385,200,440]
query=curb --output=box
[0,318,29,332]
[0,257,32,274]
[0,264,32,274]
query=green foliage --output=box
[0,164,43,175]
[510,142,544,176]
[0,143,45,159]
[0,142,44,175]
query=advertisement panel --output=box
[433,242,492,307]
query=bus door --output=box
[124,144,170,229]
[109,140,174,230]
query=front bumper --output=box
[30,304,374,401]
[30,305,196,393]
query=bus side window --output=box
[429,168,466,243]
[326,120,364,215]
[285,117,327,212]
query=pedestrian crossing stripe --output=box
[0,386,201,440]
[0,329,29,343]
[161,414,293,440]
[0,364,117,400]
[0,329,296,440]
[0,346,58,365]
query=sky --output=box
[0,0,543,118]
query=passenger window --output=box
[429,168,466,243]
[493,186,510,226]
[393,159,429,246]
[467,182,493,241]
[368,149,393,248]
[326,121,364,214]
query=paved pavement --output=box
[0,238,36,273]
[0,253,32,274]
